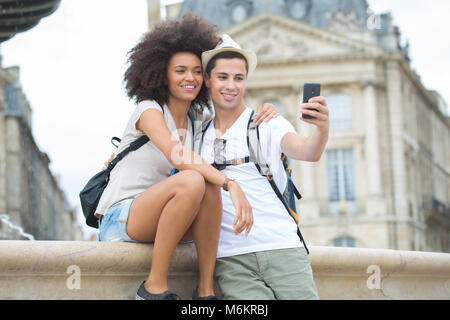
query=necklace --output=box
[176,120,187,144]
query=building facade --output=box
[157,0,450,253]
[0,62,82,240]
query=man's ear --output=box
[204,72,211,88]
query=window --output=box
[326,93,352,129]
[286,0,311,19]
[326,149,358,215]
[4,83,19,111]
[333,236,356,248]
[229,0,253,24]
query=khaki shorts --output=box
[214,247,319,300]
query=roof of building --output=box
[178,0,369,31]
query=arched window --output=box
[333,236,356,248]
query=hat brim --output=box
[202,48,257,78]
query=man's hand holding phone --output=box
[301,83,329,133]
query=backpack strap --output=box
[106,135,149,172]
[247,110,309,254]
[247,110,271,176]
[193,118,213,156]
[111,137,121,148]
[281,154,302,201]
[187,108,196,150]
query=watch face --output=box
[290,0,309,19]
[232,4,248,23]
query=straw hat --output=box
[201,34,257,77]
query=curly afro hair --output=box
[124,11,220,112]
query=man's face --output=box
[204,58,247,112]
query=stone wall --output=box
[0,241,448,300]
[0,64,82,241]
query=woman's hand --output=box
[254,102,280,126]
[227,181,254,237]
[102,153,115,170]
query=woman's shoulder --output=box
[122,100,166,140]
[136,100,165,114]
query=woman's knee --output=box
[175,170,206,196]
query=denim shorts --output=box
[98,199,139,243]
[98,198,193,244]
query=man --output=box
[198,35,329,300]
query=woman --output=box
[96,12,278,300]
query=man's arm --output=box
[280,96,329,162]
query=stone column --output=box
[5,117,22,227]
[147,0,161,30]
[361,81,386,217]
[0,88,7,214]
[385,61,408,250]
[362,81,382,195]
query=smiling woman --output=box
[123,11,218,113]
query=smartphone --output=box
[302,83,321,119]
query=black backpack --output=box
[79,108,195,229]
[79,135,150,228]
[193,110,309,254]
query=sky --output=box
[1,0,449,238]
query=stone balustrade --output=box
[0,241,449,300]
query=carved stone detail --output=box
[326,10,365,33]
[244,25,309,60]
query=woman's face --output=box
[166,52,203,105]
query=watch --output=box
[222,177,235,191]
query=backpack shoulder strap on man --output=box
[247,110,309,254]
[193,118,213,156]
[187,108,196,149]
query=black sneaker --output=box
[135,281,180,300]
[192,286,218,300]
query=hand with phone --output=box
[301,82,329,133]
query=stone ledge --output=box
[0,241,449,300]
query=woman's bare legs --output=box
[126,170,205,293]
[190,182,222,297]
[125,170,222,296]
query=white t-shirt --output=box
[95,100,195,217]
[200,107,303,258]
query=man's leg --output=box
[214,253,276,300]
[263,247,319,300]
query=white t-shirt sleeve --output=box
[268,116,297,150]
[260,116,297,161]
